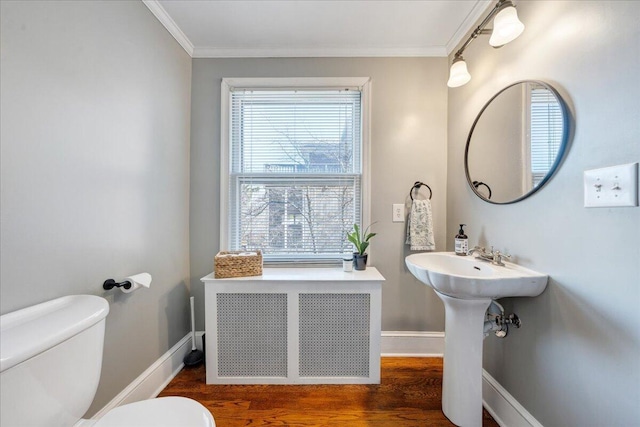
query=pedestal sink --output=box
[405,252,548,427]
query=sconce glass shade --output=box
[447,58,471,88]
[489,5,525,47]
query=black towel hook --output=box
[409,181,432,201]
[472,181,492,199]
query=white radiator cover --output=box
[202,268,384,384]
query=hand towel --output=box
[405,199,435,251]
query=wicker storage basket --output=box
[214,251,263,279]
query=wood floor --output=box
[159,357,499,426]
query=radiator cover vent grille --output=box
[216,293,288,377]
[299,293,370,377]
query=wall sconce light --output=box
[447,0,525,88]
[447,55,471,88]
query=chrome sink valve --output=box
[484,300,521,338]
[492,251,511,266]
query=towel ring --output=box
[409,181,432,201]
[472,181,492,199]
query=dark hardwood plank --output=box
[159,357,499,426]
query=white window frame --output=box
[522,83,532,192]
[220,77,372,264]
[523,82,563,189]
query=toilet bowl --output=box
[79,397,213,427]
[0,295,215,427]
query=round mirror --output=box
[465,81,570,204]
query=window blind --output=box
[530,86,564,186]
[228,89,363,263]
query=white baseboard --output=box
[93,332,193,419]
[381,331,444,357]
[482,370,544,427]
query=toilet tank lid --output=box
[0,295,109,373]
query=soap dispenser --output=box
[455,224,468,256]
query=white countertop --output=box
[201,267,384,282]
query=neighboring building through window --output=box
[220,78,371,264]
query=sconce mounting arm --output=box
[454,0,511,58]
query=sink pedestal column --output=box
[438,292,492,427]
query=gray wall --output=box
[447,1,639,426]
[190,58,449,331]
[0,1,192,415]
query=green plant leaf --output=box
[346,222,377,254]
[352,224,361,245]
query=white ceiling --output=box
[143,0,492,58]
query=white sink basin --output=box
[405,252,548,300]
[405,252,549,426]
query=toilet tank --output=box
[0,295,110,427]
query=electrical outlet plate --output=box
[392,204,404,222]
[584,163,638,207]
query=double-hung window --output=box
[220,78,371,264]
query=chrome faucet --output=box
[468,245,493,260]
[467,245,483,256]
[491,251,511,266]
[468,245,511,266]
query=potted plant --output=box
[346,223,377,271]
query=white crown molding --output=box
[142,0,194,57]
[193,46,447,59]
[445,0,495,55]
[142,0,490,59]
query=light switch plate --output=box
[584,163,638,207]
[392,204,405,222]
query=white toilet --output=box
[0,295,215,427]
